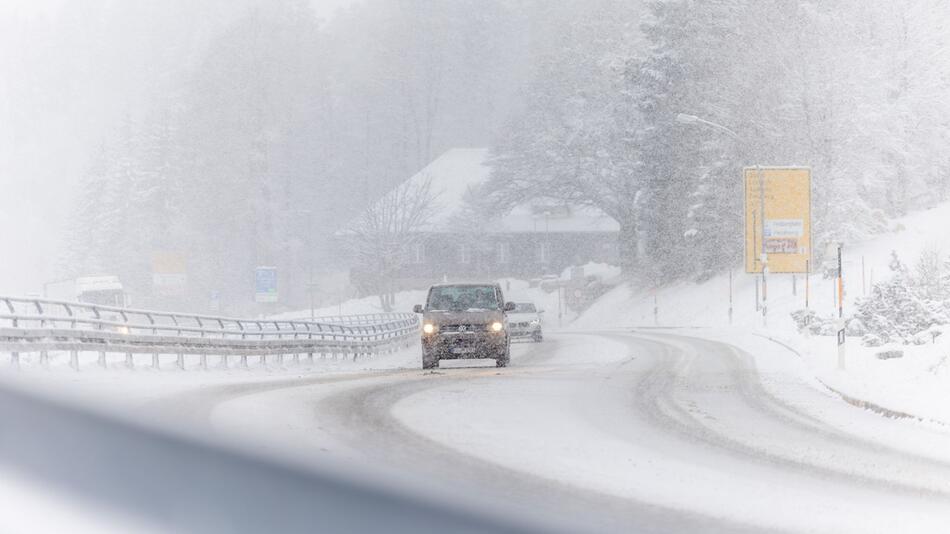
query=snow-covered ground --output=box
[41,329,944,533]
[7,206,950,532]
[6,322,950,532]
[575,201,950,426]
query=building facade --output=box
[344,148,620,294]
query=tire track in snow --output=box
[620,331,950,499]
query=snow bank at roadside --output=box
[275,278,579,329]
[575,201,950,424]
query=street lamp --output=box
[674,113,741,140]
[675,112,766,326]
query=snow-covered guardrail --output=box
[0,296,418,370]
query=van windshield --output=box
[427,286,499,312]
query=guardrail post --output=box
[241,355,248,369]
[220,355,228,370]
[277,354,284,366]
[152,353,160,370]
[260,355,267,370]
[293,353,300,365]
[98,352,106,369]
[200,355,208,371]
[11,352,19,370]
[70,351,79,371]
[40,351,49,369]
[126,353,134,369]
[308,351,314,364]
[177,353,184,370]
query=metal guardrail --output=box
[0,296,418,370]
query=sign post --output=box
[837,243,846,370]
[255,267,278,304]
[729,269,732,326]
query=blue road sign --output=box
[255,267,278,303]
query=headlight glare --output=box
[423,323,436,334]
[490,321,504,332]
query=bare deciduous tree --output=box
[346,176,440,311]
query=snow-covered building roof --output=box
[407,148,619,233]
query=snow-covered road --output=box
[97,331,950,532]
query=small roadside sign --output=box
[255,267,278,303]
[152,251,187,296]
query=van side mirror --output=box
[504,301,516,312]
[413,304,424,314]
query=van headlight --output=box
[423,323,437,334]
[490,321,504,332]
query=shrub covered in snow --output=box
[854,251,950,344]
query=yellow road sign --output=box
[744,167,811,273]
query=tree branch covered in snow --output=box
[344,176,440,311]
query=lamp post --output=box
[674,113,765,325]
[675,113,741,140]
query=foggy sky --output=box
[0,0,357,294]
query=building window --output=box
[497,242,510,264]
[412,243,425,264]
[458,244,471,264]
[537,242,549,264]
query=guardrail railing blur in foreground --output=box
[0,296,418,370]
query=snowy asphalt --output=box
[143,331,950,533]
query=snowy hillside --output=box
[578,201,950,330]
[577,200,950,424]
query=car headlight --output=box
[423,323,437,334]
[530,320,540,326]
[490,321,504,332]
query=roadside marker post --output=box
[836,243,846,371]
[653,291,659,327]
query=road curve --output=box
[152,331,950,533]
